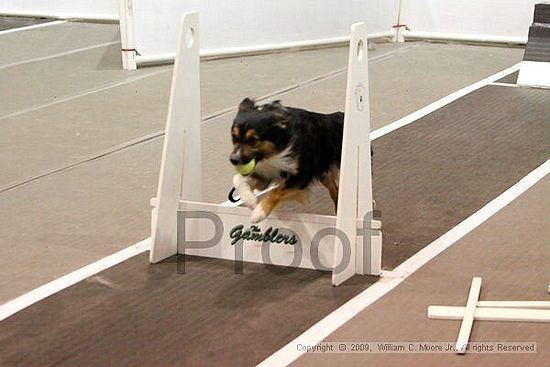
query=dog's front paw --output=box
[250,204,268,224]
[233,174,257,209]
[241,193,257,209]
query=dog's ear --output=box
[263,100,284,111]
[273,111,290,129]
[238,98,257,112]
[262,100,290,128]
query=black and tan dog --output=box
[230,98,344,223]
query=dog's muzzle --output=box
[230,150,254,166]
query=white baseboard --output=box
[0,9,118,22]
[404,30,527,45]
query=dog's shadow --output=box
[213,263,328,310]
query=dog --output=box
[230,98,348,223]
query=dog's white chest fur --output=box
[254,146,298,180]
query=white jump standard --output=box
[149,12,382,286]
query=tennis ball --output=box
[235,158,256,176]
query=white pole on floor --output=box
[429,306,550,323]
[429,277,550,354]
[455,277,482,354]
[476,301,550,309]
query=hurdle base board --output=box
[179,200,336,271]
[428,306,550,323]
[150,199,382,277]
[517,61,550,89]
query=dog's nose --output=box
[229,153,241,165]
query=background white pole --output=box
[118,0,137,70]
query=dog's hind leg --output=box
[250,186,307,223]
[320,167,340,213]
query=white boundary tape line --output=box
[0,44,415,123]
[370,63,521,141]
[257,159,550,367]
[0,41,120,70]
[0,68,170,121]
[0,238,150,322]
[0,62,525,321]
[0,20,66,36]
[205,43,422,130]
[490,82,519,88]
[0,11,117,22]
[390,160,550,278]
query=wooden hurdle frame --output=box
[150,12,382,286]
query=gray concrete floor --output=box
[0,16,54,32]
[0,21,526,304]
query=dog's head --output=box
[229,98,291,166]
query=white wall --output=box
[129,0,399,64]
[401,0,539,43]
[0,0,118,21]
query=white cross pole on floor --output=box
[428,277,550,354]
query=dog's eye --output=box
[246,137,258,145]
[232,136,238,144]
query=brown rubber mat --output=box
[292,175,550,367]
[0,254,375,367]
[0,85,548,366]
[283,85,549,269]
[495,70,518,84]
[372,85,548,268]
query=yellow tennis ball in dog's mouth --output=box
[235,158,256,176]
